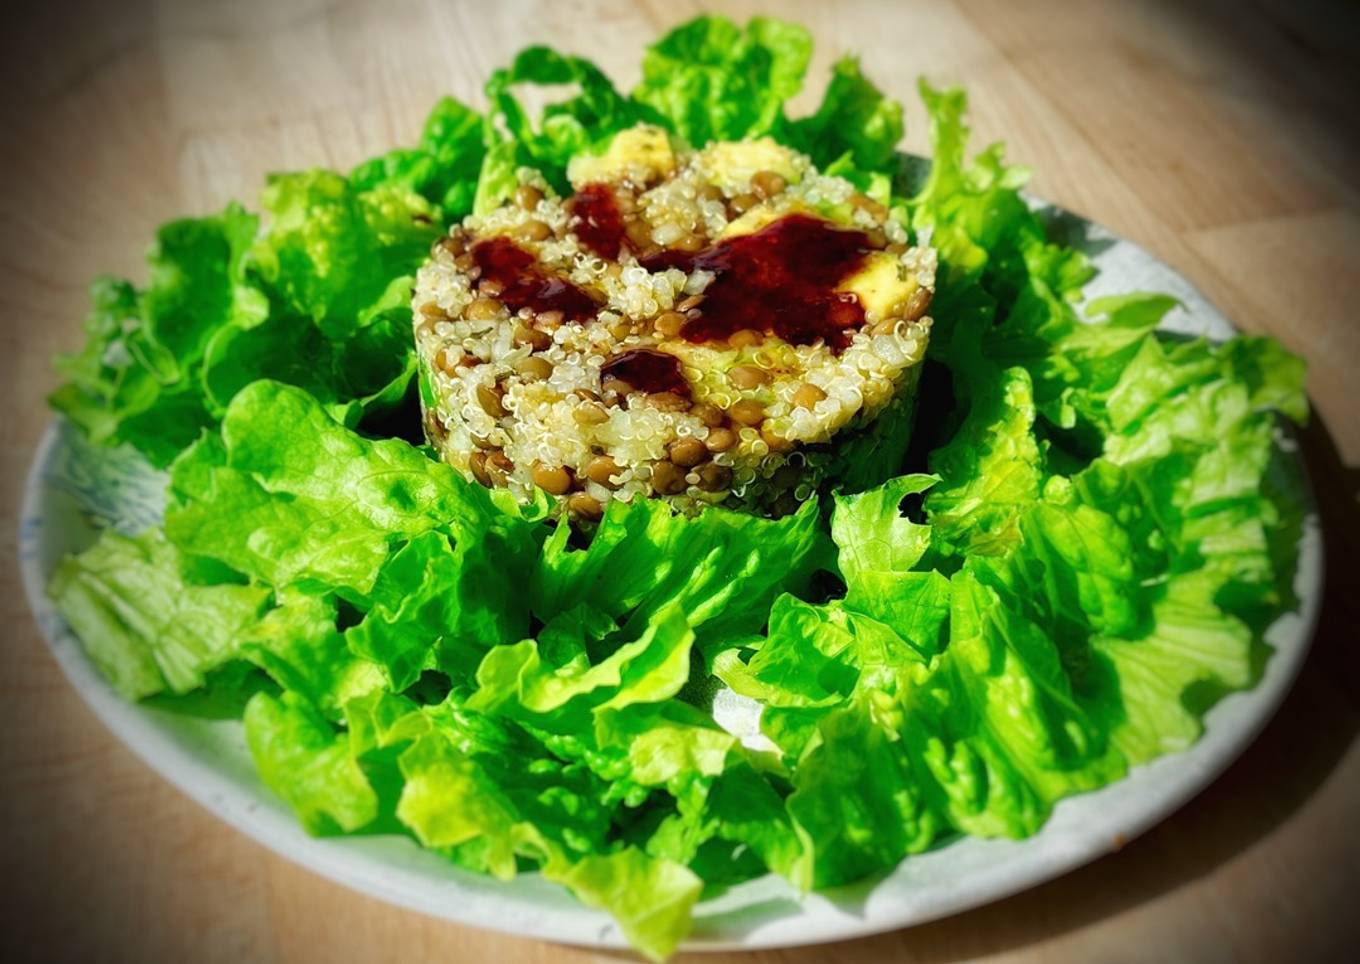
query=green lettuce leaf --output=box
[238,589,386,717]
[250,171,438,338]
[344,519,536,690]
[532,495,829,656]
[395,727,551,878]
[593,701,737,789]
[200,278,418,428]
[350,96,486,220]
[48,529,272,699]
[1093,571,1254,762]
[244,690,380,834]
[483,46,641,196]
[50,205,262,466]
[165,380,524,596]
[927,366,1044,556]
[543,848,701,962]
[49,176,429,465]
[831,473,936,580]
[786,689,943,888]
[469,603,694,721]
[633,16,811,147]
[789,55,903,174]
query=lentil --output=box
[651,460,687,495]
[469,451,493,487]
[513,324,553,351]
[704,427,737,452]
[516,184,544,211]
[649,391,691,412]
[516,356,554,380]
[467,297,501,321]
[691,402,724,427]
[728,399,766,426]
[477,384,506,418]
[531,463,573,495]
[573,400,610,424]
[567,492,604,520]
[792,382,828,408]
[585,455,623,488]
[729,365,769,389]
[751,169,787,199]
[668,437,708,468]
[520,219,553,242]
[696,462,733,492]
[654,310,686,338]
[905,286,932,321]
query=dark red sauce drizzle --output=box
[567,183,628,261]
[640,214,873,351]
[600,349,690,397]
[471,237,599,321]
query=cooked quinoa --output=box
[412,125,936,520]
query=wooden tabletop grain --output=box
[3,1,1358,961]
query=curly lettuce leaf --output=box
[469,603,693,721]
[927,366,1044,556]
[908,82,1037,297]
[593,701,737,789]
[716,476,950,759]
[544,849,701,962]
[831,473,936,580]
[532,495,829,656]
[250,171,438,338]
[50,205,262,466]
[344,516,539,689]
[633,16,812,148]
[395,727,553,877]
[483,46,642,197]
[786,689,943,888]
[789,55,903,175]
[165,380,524,596]
[780,564,1129,888]
[50,176,428,465]
[244,690,381,834]
[48,529,272,699]
[200,276,418,429]
[239,589,386,717]
[350,95,486,220]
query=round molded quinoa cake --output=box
[412,125,936,520]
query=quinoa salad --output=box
[413,127,936,519]
[42,14,1308,962]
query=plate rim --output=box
[17,212,1325,954]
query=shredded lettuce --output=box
[46,14,1309,960]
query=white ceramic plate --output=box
[18,204,1323,953]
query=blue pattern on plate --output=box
[42,421,167,534]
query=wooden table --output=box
[3,1,1357,960]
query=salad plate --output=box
[19,200,1322,952]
